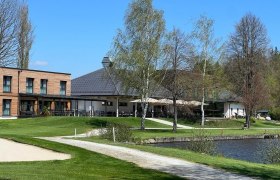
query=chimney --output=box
[102,57,111,68]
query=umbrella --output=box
[176,100,189,105]
[130,98,159,103]
[157,98,173,105]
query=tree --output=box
[163,28,193,132]
[110,0,165,130]
[226,13,269,128]
[0,0,19,66]
[192,15,222,126]
[17,3,34,69]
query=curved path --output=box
[146,118,193,129]
[40,137,255,180]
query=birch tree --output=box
[111,0,165,130]
[17,3,34,69]
[163,28,193,132]
[192,15,222,126]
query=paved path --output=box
[146,118,193,129]
[40,136,255,180]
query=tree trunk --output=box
[201,95,205,126]
[245,114,250,128]
[173,97,177,132]
[141,102,148,130]
[245,107,251,128]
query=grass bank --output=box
[162,117,280,128]
[132,128,280,140]
[0,116,170,137]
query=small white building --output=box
[224,102,245,118]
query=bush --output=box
[269,107,280,120]
[101,123,132,142]
[186,129,216,155]
[250,117,256,124]
[41,106,50,116]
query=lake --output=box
[152,138,280,164]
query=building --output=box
[0,67,75,118]
[71,57,170,117]
[71,58,246,119]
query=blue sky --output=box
[28,0,280,78]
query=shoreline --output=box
[141,134,280,144]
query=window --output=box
[40,79,48,94]
[26,78,34,94]
[60,81,66,95]
[119,102,128,106]
[21,100,34,112]
[3,76,11,93]
[102,101,113,106]
[3,99,11,116]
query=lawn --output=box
[162,117,280,128]
[0,116,178,179]
[1,116,280,179]
[0,116,170,137]
[0,136,179,180]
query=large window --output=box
[40,79,48,94]
[60,81,66,95]
[26,78,34,94]
[3,99,11,116]
[102,101,113,106]
[3,76,11,93]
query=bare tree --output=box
[192,15,222,126]
[226,13,269,128]
[163,28,193,132]
[110,0,165,130]
[0,0,19,66]
[17,3,34,69]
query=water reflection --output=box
[152,139,280,164]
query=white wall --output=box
[224,102,245,118]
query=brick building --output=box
[0,67,75,118]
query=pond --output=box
[152,138,280,164]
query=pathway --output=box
[146,118,193,129]
[40,136,255,180]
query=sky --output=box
[27,0,280,79]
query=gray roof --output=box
[71,68,170,97]
[72,68,126,96]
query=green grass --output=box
[1,116,280,179]
[84,136,280,179]
[0,116,179,179]
[132,128,280,140]
[162,117,280,128]
[0,116,170,137]
[0,135,180,180]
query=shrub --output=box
[250,117,256,124]
[101,123,133,142]
[41,106,50,116]
[186,129,216,155]
[269,107,280,120]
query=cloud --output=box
[33,60,48,66]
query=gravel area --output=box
[41,137,256,180]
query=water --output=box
[152,139,280,164]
